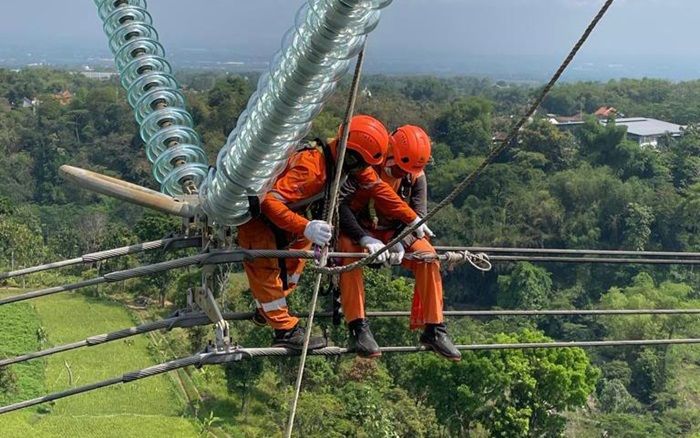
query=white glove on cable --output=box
[409,217,435,239]
[304,220,333,246]
[359,236,389,263]
[388,241,405,265]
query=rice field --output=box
[0,290,199,437]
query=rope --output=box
[416,250,492,271]
[313,0,616,275]
[285,43,367,438]
[5,333,700,416]
[5,307,700,368]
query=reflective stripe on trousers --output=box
[256,297,289,313]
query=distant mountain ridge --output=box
[1,45,698,82]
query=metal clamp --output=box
[187,273,231,351]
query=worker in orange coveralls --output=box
[337,125,461,361]
[237,115,431,349]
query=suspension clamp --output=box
[187,285,232,351]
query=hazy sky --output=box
[0,1,696,62]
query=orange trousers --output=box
[237,217,311,330]
[338,230,444,329]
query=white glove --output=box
[409,217,435,239]
[388,241,405,265]
[304,220,332,246]
[359,236,389,263]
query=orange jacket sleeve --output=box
[260,150,326,235]
[354,167,418,224]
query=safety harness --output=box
[260,138,338,291]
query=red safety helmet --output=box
[337,115,389,166]
[390,125,432,175]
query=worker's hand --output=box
[409,217,435,239]
[304,220,333,246]
[359,236,389,263]
[388,241,405,265]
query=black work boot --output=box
[420,323,461,361]
[348,318,381,358]
[273,325,327,350]
[251,308,267,327]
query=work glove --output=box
[304,220,333,246]
[388,241,405,265]
[359,236,389,263]
[409,217,435,239]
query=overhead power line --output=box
[7,245,700,307]
[488,256,700,265]
[0,236,201,280]
[3,335,700,416]
[7,242,700,287]
[443,246,700,258]
[5,308,698,369]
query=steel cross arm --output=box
[0,236,202,280]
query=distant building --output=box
[547,113,584,130]
[492,131,508,144]
[21,97,39,108]
[548,105,684,148]
[593,106,617,119]
[80,71,118,81]
[603,117,685,148]
[548,106,620,128]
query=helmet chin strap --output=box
[384,157,396,177]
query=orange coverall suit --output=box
[338,169,443,329]
[237,144,418,330]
